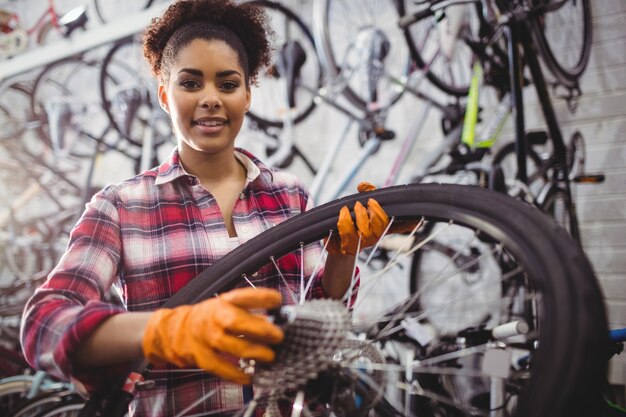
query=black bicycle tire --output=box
[98,183,606,417]
[528,0,593,87]
[244,0,321,129]
[93,0,154,24]
[190,183,607,417]
[399,0,471,97]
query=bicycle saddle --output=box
[58,6,88,37]
[274,40,307,108]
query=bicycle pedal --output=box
[374,128,395,141]
[573,173,605,184]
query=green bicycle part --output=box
[461,61,482,148]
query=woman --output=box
[20,0,390,415]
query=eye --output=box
[180,79,200,89]
[220,81,239,91]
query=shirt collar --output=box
[154,147,273,186]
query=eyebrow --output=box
[177,68,242,78]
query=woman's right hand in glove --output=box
[142,287,284,384]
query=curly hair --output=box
[143,0,272,86]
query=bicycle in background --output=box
[0,0,88,60]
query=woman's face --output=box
[158,39,251,158]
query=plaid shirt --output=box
[21,148,356,417]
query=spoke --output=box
[358,273,530,331]
[342,234,361,309]
[352,264,529,346]
[417,343,490,367]
[399,380,490,417]
[344,360,489,378]
[239,389,265,417]
[299,243,305,300]
[424,229,480,288]
[343,356,492,417]
[375,241,504,330]
[270,255,299,305]
[290,390,306,417]
[301,237,330,303]
[363,216,396,266]
[352,219,448,312]
[172,388,219,417]
[344,367,411,417]
[358,221,479,337]
[242,274,257,289]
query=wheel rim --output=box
[402,1,478,97]
[530,0,592,81]
[315,0,411,110]
[108,184,605,417]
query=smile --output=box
[194,120,226,126]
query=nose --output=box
[199,86,222,111]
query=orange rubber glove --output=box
[326,182,391,255]
[142,287,284,384]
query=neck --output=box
[179,147,244,185]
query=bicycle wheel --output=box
[0,378,32,416]
[400,0,479,97]
[30,56,105,159]
[32,399,84,417]
[93,0,154,24]
[0,82,33,143]
[527,0,593,87]
[99,35,172,153]
[9,390,79,417]
[313,0,411,110]
[245,0,322,129]
[99,184,606,417]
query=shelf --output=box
[0,2,169,82]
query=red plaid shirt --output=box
[21,149,356,416]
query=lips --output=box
[194,117,227,127]
[193,117,227,134]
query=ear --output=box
[158,84,169,113]
[245,87,251,113]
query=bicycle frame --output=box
[501,3,580,239]
[302,67,454,204]
[13,0,61,37]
